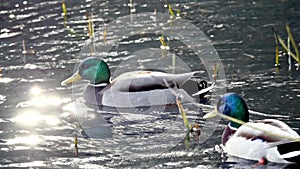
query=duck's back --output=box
[99,71,200,107]
[111,71,199,92]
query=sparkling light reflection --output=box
[12,86,69,126]
[30,86,42,95]
[7,135,41,145]
[62,102,75,112]
[13,111,60,126]
[28,86,70,107]
[0,77,14,83]
[30,96,62,107]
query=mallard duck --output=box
[61,57,206,108]
[203,93,300,163]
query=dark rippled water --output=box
[0,0,299,168]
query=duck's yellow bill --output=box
[203,107,218,119]
[61,71,82,85]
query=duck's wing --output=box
[225,134,299,163]
[257,119,299,137]
[234,119,299,142]
[111,71,200,92]
[256,119,300,163]
[227,120,300,163]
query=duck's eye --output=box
[81,64,89,69]
[217,99,225,108]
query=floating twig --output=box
[243,53,255,59]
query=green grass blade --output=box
[176,99,190,130]
[278,36,300,63]
[286,24,300,64]
[272,28,280,66]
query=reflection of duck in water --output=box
[204,93,300,163]
[62,57,208,108]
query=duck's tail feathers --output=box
[192,83,215,96]
[171,71,203,86]
[277,141,300,163]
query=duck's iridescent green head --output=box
[61,57,111,85]
[204,93,250,128]
[217,93,249,128]
[78,57,110,84]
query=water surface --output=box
[0,0,299,168]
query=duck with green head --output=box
[204,93,300,163]
[61,57,206,108]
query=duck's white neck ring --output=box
[228,124,238,131]
[87,83,108,87]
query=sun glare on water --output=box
[7,135,41,146]
[30,86,42,95]
[13,111,60,126]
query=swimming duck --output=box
[61,57,206,108]
[203,93,300,163]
